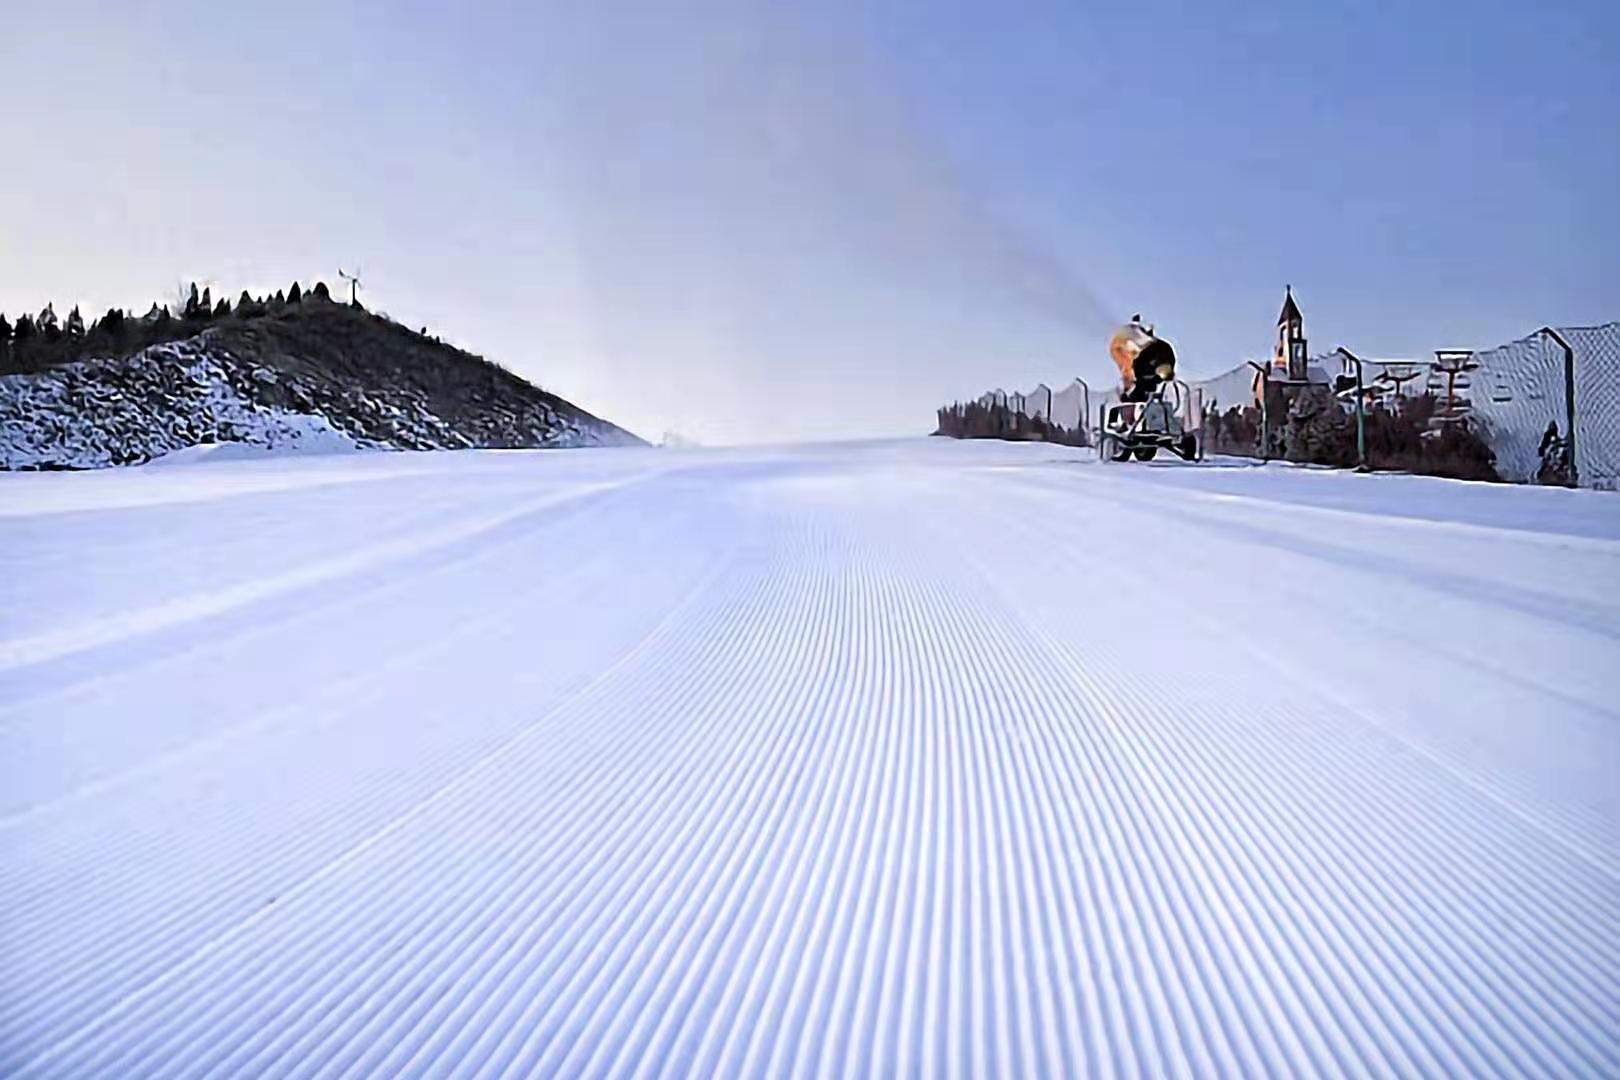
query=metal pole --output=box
[1245,361,1269,462]
[1539,327,1577,488]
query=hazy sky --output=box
[4,0,1616,444]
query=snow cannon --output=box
[1097,315,1203,464]
[1109,316,1178,403]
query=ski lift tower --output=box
[1333,347,1370,471]
[1428,349,1480,430]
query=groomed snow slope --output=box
[2,440,1617,1077]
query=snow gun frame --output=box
[1097,380,1204,463]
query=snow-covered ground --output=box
[3,439,1617,1076]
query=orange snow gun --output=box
[1098,316,1202,463]
[1109,317,1178,403]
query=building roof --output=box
[1278,286,1302,326]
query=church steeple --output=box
[1275,285,1307,381]
[1278,285,1302,327]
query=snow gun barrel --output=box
[1109,319,1177,403]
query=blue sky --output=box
[3,0,1615,443]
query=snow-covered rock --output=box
[1,326,639,470]
[0,340,369,469]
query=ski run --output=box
[2,438,1617,1078]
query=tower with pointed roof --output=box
[1275,285,1308,382]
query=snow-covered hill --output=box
[2,440,1617,1075]
[0,302,640,469]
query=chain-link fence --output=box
[953,322,1617,488]
[1464,323,1620,489]
[1187,322,1618,489]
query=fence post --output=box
[1539,327,1577,488]
[1074,377,1091,447]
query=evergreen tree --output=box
[153,305,171,328]
[102,307,127,345]
[39,303,61,341]
[0,312,11,342]
[312,281,331,301]
[66,305,86,338]
[273,289,286,305]
[200,286,212,315]
[184,282,201,319]
[287,282,302,304]
[237,290,255,315]
[14,313,36,341]
[215,297,231,317]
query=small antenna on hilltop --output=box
[338,267,362,306]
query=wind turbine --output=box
[338,267,362,306]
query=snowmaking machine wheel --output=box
[1132,445,1158,462]
[1100,434,1131,463]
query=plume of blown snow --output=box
[558,3,1117,338]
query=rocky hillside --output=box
[0,296,641,469]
